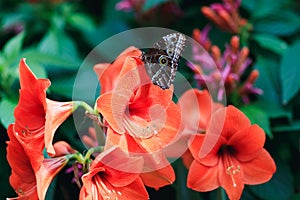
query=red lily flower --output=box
[7,59,76,199]
[13,59,75,156]
[6,124,38,200]
[164,89,222,168]
[12,59,50,172]
[187,105,276,200]
[96,49,181,188]
[79,147,148,200]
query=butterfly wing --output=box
[142,33,186,89]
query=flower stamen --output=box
[226,165,240,187]
[222,147,240,188]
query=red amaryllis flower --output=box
[7,59,76,199]
[13,59,75,157]
[80,147,148,200]
[166,89,223,168]
[187,105,276,200]
[6,124,38,200]
[96,50,180,188]
[12,58,50,174]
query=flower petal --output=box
[19,58,51,96]
[199,105,250,158]
[189,134,225,167]
[187,160,219,192]
[229,125,266,162]
[178,89,212,131]
[97,91,130,134]
[6,124,38,200]
[181,150,194,169]
[45,99,75,156]
[94,46,142,94]
[242,149,276,185]
[92,147,144,186]
[140,164,175,189]
[53,141,77,157]
[218,155,244,200]
[36,157,68,200]
[14,59,50,132]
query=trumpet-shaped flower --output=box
[79,147,148,200]
[96,48,181,188]
[7,59,76,199]
[187,106,276,200]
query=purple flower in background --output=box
[189,32,262,103]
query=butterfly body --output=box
[142,33,186,89]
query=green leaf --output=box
[290,194,300,200]
[82,20,129,47]
[253,10,300,36]
[143,0,168,11]
[22,49,80,70]
[3,31,25,60]
[50,75,75,99]
[280,40,300,104]
[0,98,17,128]
[38,29,79,61]
[67,13,95,33]
[252,100,291,120]
[242,0,287,18]
[254,56,291,118]
[240,104,272,138]
[272,120,300,132]
[252,33,288,55]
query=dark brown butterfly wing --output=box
[142,33,186,89]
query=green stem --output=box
[66,152,85,163]
[75,101,96,115]
[83,146,104,162]
[93,120,106,146]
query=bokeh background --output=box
[1,0,300,199]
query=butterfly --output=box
[141,33,186,89]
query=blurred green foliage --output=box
[1,0,300,199]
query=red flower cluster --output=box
[6,47,276,200]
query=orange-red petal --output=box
[229,125,265,162]
[242,149,276,185]
[6,124,38,200]
[80,147,148,200]
[45,99,75,156]
[218,155,244,200]
[94,46,142,94]
[140,164,175,189]
[36,157,68,200]
[199,105,250,158]
[187,160,219,192]
[178,89,212,130]
[53,141,77,157]
[14,59,50,132]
